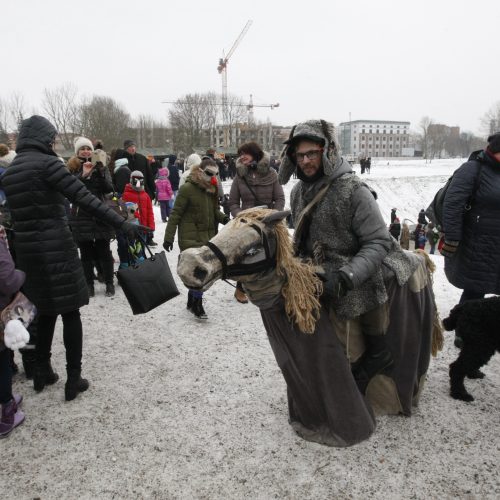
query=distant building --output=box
[337,120,411,158]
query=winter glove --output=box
[121,221,152,239]
[163,241,174,252]
[440,240,459,258]
[3,319,30,350]
[318,270,350,299]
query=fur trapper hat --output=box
[74,136,94,155]
[278,119,340,184]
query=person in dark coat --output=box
[110,149,131,196]
[2,116,145,401]
[417,209,428,225]
[441,132,500,304]
[167,159,180,195]
[68,137,117,297]
[389,217,401,241]
[390,208,397,224]
[123,140,155,200]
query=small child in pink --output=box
[155,167,174,222]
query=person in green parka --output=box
[163,158,228,319]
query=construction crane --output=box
[217,20,253,147]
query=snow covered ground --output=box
[3,158,499,499]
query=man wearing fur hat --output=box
[123,140,155,201]
[279,119,416,381]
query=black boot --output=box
[65,369,90,401]
[82,261,95,297]
[33,360,59,392]
[192,297,208,320]
[352,335,394,381]
[101,258,115,297]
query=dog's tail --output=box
[442,303,464,331]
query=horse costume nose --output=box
[178,248,217,290]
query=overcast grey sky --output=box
[4,0,499,134]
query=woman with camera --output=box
[68,137,116,298]
[228,142,285,303]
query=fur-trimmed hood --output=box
[236,152,272,179]
[187,165,217,193]
[278,119,343,184]
[67,156,83,174]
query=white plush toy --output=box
[3,319,30,350]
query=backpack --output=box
[425,163,483,232]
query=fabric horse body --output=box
[177,209,440,447]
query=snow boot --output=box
[234,287,249,304]
[87,282,95,298]
[102,257,115,297]
[0,399,25,438]
[65,369,89,401]
[192,297,208,320]
[33,361,59,392]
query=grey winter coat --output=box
[443,149,500,293]
[229,153,285,217]
[283,120,415,319]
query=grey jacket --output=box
[229,153,285,217]
[285,120,415,319]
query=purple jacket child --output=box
[155,168,174,222]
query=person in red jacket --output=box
[122,170,155,233]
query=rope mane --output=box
[234,209,322,334]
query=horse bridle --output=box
[205,222,276,280]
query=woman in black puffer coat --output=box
[68,138,116,298]
[442,133,500,303]
[2,116,140,401]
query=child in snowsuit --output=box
[155,167,174,222]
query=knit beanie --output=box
[185,153,202,171]
[123,139,136,149]
[74,136,94,155]
[487,132,500,154]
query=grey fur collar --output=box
[236,152,271,178]
[278,120,342,184]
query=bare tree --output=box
[78,95,131,149]
[133,114,169,149]
[7,92,28,133]
[418,116,434,161]
[480,101,500,136]
[42,83,80,151]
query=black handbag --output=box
[116,238,180,314]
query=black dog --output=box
[442,296,500,402]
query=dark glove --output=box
[319,271,350,299]
[121,221,152,239]
[163,241,173,252]
[440,240,459,258]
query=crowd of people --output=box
[0,113,499,443]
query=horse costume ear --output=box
[262,210,290,225]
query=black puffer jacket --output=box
[443,149,500,293]
[2,115,126,315]
[67,156,115,242]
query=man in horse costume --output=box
[280,119,417,381]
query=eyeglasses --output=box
[295,149,323,163]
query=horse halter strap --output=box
[205,223,276,279]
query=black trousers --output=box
[36,310,83,371]
[79,239,114,284]
[0,349,13,404]
[459,290,485,304]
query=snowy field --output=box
[3,158,499,499]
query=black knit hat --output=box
[487,132,500,154]
[123,139,136,149]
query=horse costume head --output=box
[178,208,323,334]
